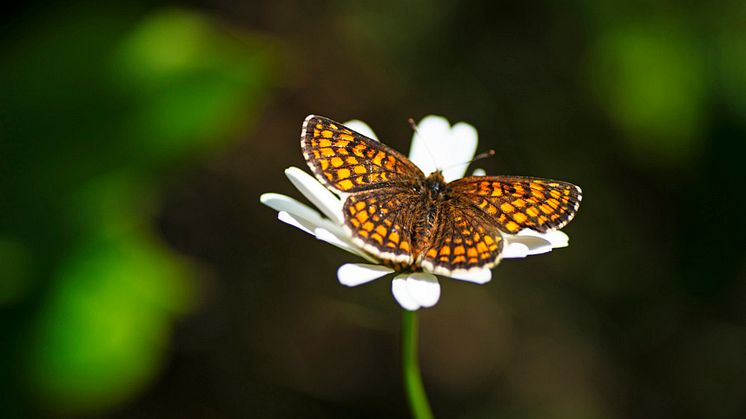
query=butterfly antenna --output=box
[473,149,497,162]
[441,149,496,171]
[408,117,440,168]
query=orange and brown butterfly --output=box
[301,115,582,276]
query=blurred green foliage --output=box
[590,21,707,165]
[0,4,273,416]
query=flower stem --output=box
[402,309,434,419]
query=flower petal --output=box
[408,115,449,176]
[446,268,492,284]
[392,276,421,311]
[515,229,570,248]
[343,120,378,141]
[285,167,344,224]
[542,230,570,248]
[277,211,316,236]
[263,193,361,257]
[338,263,394,287]
[314,227,378,262]
[402,272,441,307]
[505,234,553,255]
[260,193,326,227]
[502,242,530,258]
[408,116,479,181]
[442,122,479,182]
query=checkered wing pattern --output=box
[450,176,582,234]
[420,198,504,274]
[301,115,423,194]
[342,186,424,265]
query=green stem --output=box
[402,309,434,419]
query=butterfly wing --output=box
[449,176,582,234]
[342,186,425,265]
[419,197,505,275]
[301,115,423,194]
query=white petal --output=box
[401,272,440,307]
[515,229,570,248]
[343,120,378,141]
[446,269,492,284]
[502,242,530,258]
[472,168,486,176]
[266,195,374,260]
[260,193,326,227]
[505,235,553,255]
[315,228,378,262]
[408,115,449,176]
[338,263,393,287]
[543,230,570,248]
[277,211,316,236]
[408,116,479,182]
[391,276,421,311]
[285,167,344,224]
[442,122,479,182]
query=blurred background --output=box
[2,1,745,418]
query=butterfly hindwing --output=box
[342,186,425,265]
[420,197,504,275]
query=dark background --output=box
[2,1,745,418]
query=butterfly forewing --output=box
[301,115,423,194]
[449,176,582,234]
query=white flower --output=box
[260,116,570,310]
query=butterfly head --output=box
[424,170,448,199]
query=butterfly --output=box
[301,115,582,275]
